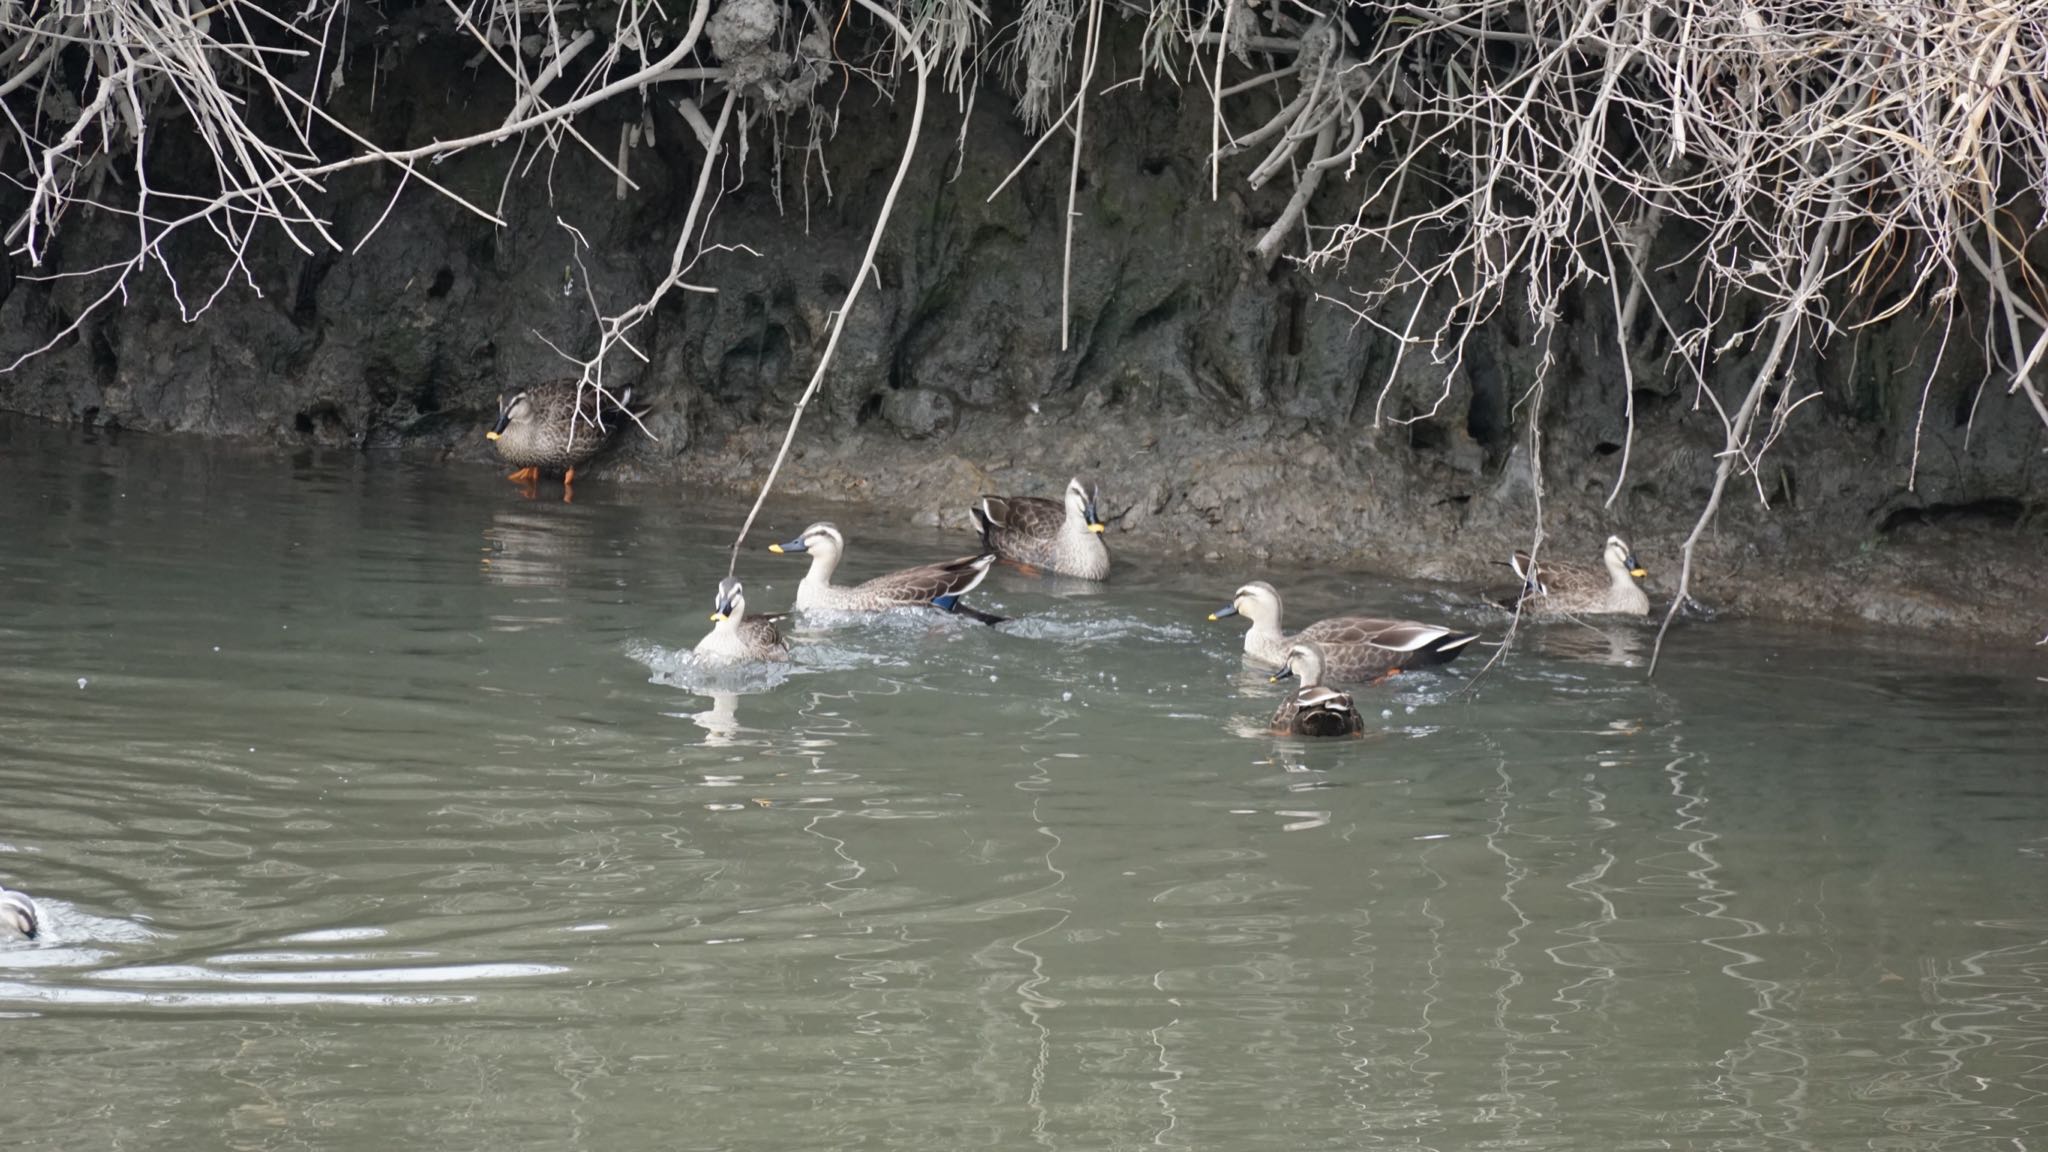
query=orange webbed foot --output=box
[506,467,541,484]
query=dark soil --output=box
[2,23,2041,645]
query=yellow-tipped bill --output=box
[1629,567,1648,579]
[485,430,501,441]
[1088,522,1106,534]
[768,543,785,554]
[709,612,728,622]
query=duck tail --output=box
[610,385,653,422]
[933,597,1007,627]
[970,499,999,551]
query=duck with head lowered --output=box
[694,577,790,664]
[486,378,651,497]
[1211,580,1478,683]
[1502,535,1650,617]
[971,477,1110,580]
[771,523,1005,625]
[1,884,40,941]
[1269,642,1364,737]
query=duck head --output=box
[769,523,844,562]
[710,577,747,622]
[487,391,531,441]
[1066,478,1106,534]
[1269,641,1328,689]
[0,890,38,941]
[1604,535,1648,580]
[1209,580,1282,627]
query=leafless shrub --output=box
[7,0,2045,657]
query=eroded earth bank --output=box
[1,20,2041,642]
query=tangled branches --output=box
[6,0,2045,655]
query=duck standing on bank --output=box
[1,884,40,941]
[694,577,791,664]
[1502,535,1650,617]
[971,478,1110,579]
[1211,581,1478,682]
[1269,642,1364,737]
[771,523,1005,625]
[486,379,651,498]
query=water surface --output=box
[2,418,2043,1149]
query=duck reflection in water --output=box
[479,508,594,592]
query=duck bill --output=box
[1627,557,1648,578]
[1208,605,1239,621]
[487,409,512,440]
[1269,667,1296,684]
[768,538,808,554]
[709,611,729,622]
[1087,521,1106,534]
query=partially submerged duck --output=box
[771,523,1004,625]
[1211,580,1477,682]
[486,379,650,496]
[971,477,1110,580]
[693,577,790,664]
[0,885,39,941]
[1269,642,1364,738]
[1503,536,1650,617]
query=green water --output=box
[1,417,2044,1150]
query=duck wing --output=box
[1275,686,1363,737]
[1508,552,1598,599]
[1298,616,1478,677]
[855,553,997,609]
[738,614,790,659]
[975,496,1064,540]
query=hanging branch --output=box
[723,0,930,575]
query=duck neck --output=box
[800,549,841,597]
[1243,613,1287,656]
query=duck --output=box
[770,523,1005,625]
[1210,580,1478,682]
[1502,535,1650,617]
[971,478,1110,579]
[485,378,651,494]
[1269,642,1364,737]
[693,577,791,663]
[0,885,39,941]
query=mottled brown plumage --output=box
[971,478,1110,579]
[1269,642,1364,738]
[1503,536,1650,617]
[487,379,650,484]
[694,578,791,664]
[771,523,1004,624]
[1211,581,1478,682]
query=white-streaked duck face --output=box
[711,577,746,622]
[487,391,532,440]
[1211,580,1282,626]
[1604,535,1647,580]
[1272,641,1326,687]
[1065,478,1105,532]
[770,522,844,560]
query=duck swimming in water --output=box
[1211,581,1478,682]
[1501,535,1650,617]
[693,577,791,664]
[971,477,1110,580]
[770,523,1005,625]
[1268,642,1364,738]
[1,885,40,941]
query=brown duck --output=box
[486,379,650,494]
